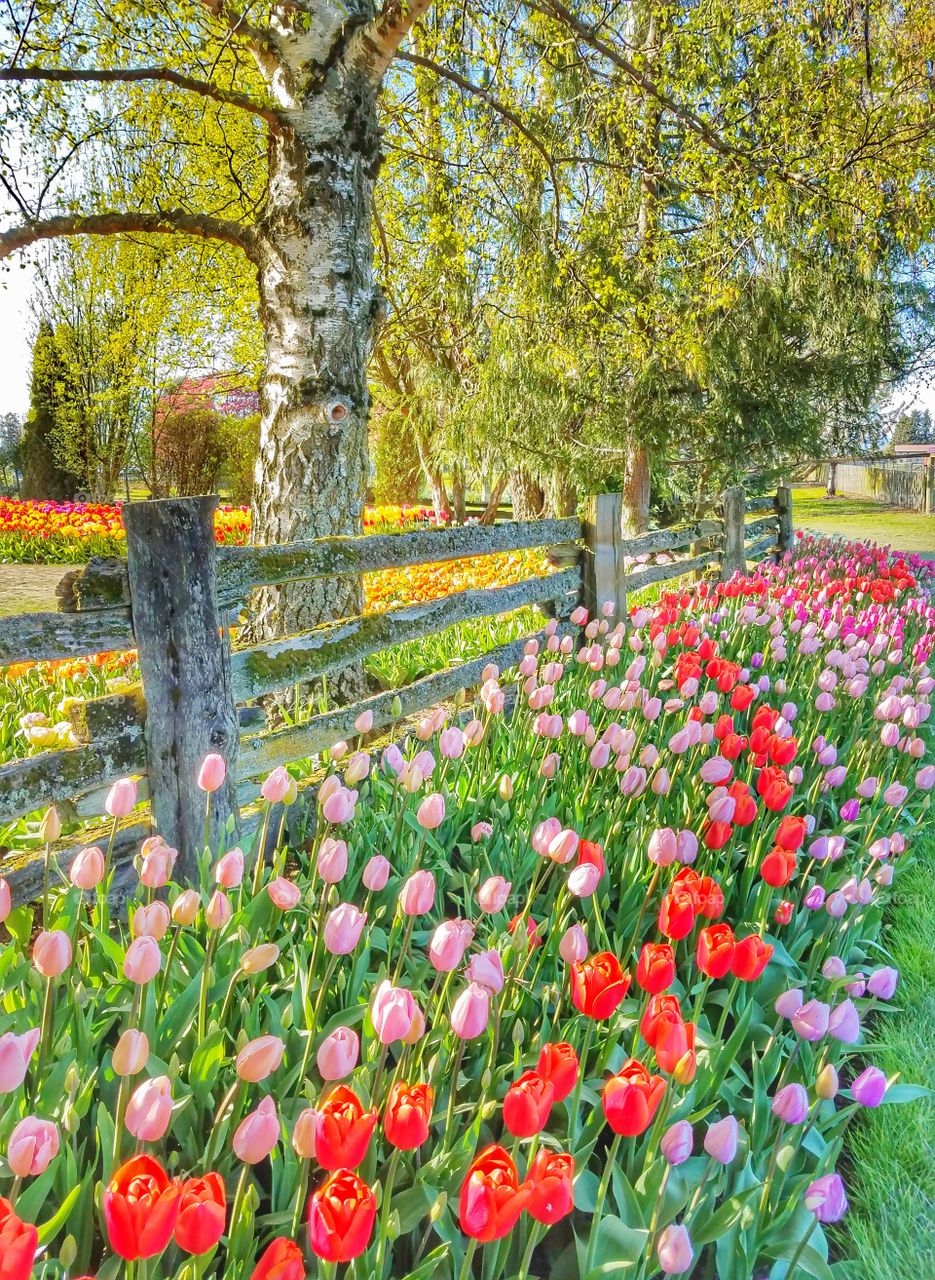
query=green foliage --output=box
[372,410,422,503]
[891,409,935,448]
[20,321,83,501]
[220,412,261,505]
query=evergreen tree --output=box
[21,321,82,501]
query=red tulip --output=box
[503,1070,554,1138]
[602,1059,666,1135]
[536,1042,579,1102]
[658,887,695,940]
[774,900,794,925]
[103,1155,181,1260]
[577,840,605,876]
[760,847,797,888]
[174,1173,226,1255]
[730,684,755,711]
[250,1237,305,1280]
[769,734,798,766]
[774,815,807,851]
[758,766,793,812]
[731,934,774,981]
[526,1150,575,1224]
[508,914,542,949]
[703,820,733,850]
[384,1082,434,1150]
[0,1195,37,1280]
[570,951,630,1019]
[636,942,675,994]
[312,1086,378,1171]
[640,994,683,1047]
[729,780,757,825]
[308,1168,377,1262]
[459,1144,530,1242]
[696,924,736,979]
[655,1019,696,1078]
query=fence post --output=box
[775,484,793,556]
[582,493,625,617]
[719,485,746,579]
[124,496,240,882]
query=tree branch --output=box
[0,65,282,124]
[0,211,259,261]
[198,0,279,70]
[396,49,562,238]
[346,0,436,83]
[531,0,804,186]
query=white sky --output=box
[2,253,934,420]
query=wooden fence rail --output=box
[1,482,792,888]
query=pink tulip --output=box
[132,901,170,941]
[471,822,492,842]
[324,903,367,955]
[139,839,177,889]
[0,1029,40,1094]
[233,1095,279,1163]
[559,923,588,965]
[7,1117,59,1177]
[317,1027,359,1080]
[344,752,370,785]
[417,792,446,829]
[792,999,830,1041]
[206,890,232,930]
[260,766,291,804]
[660,1120,694,1165]
[547,828,579,864]
[828,1000,860,1044]
[70,846,106,890]
[540,751,560,778]
[657,1224,694,1275]
[242,943,280,975]
[292,1107,317,1158]
[125,1076,173,1142]
[215,847,245,888]
[354,709,374,734]
[439,728,465,760]
[372,982,418,1045]
[772,1083,809,1125]
[648,828,678,866]
[532,817,562,856]
[197,753,227,793]
[867,966,898,998]
[171,889,200,925]
[399,870,436,916]
[236,1035,285,1082]
[477,876,511,914]
[429,920,469,972]
[318,837,349,884]
[463,719,484,747]
[0,877,9,923]
[704,1115,738,1164]
[105,778,138,818]
[362,856,391,891]
[113,1029,149,1077]
[322,787,356,824]
[123,935,162,985]
[450,982,490,1039]
[465,949,505,993]
[267,877,301,910]
[33,930,72,978]
[568,864,600,898]
[677,830,699,864]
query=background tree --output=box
[0,411,23,494]
[20,320,82,500]
[891,408,935,448]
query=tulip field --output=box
[0,534,932,1279]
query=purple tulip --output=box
[805,1172,848,1223]
[867,966,898,999]
[772,1083,809,1125]
[850,1065,887,1108]
[703,1115,738,1164]
[792,999,830,1041]
[828,999,861,1044]
[660,1120,694,1166]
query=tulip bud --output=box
[39,806,62,842]
[113,1029,150,1077]
[241,943,280,974]
[815,1063,840,1099]
[171,889,200,925]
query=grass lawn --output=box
[842,831,935,1279]
[793,487,935,558]
[0,563,70,617]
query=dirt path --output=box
[0,564,77,616]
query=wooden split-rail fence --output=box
[0,483,792,894]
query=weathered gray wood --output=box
[238,628,552,779]
[67,690,146,744]
[720,485,747,579]
[124,496,240,881]
[776,485,794,553]
[746,533,779,561]
[230,567,580,701]
[744,497,775,514]
[56,556,131,612]
[744,514,780,541]
[216,518,580,600]
[0,606,134,666]
[0,732,146,824]
[618,519,722,560]
[623,550,721,597]
[581,493,624,617]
